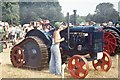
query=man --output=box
[49,22,67,76]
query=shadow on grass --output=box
[5,63,49,72]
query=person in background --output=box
[108,21,114,27]
[49,22,67,76]
[11,25,17,45]
[8,25,13,41]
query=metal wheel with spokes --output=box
[10,46,24,68]
[68,55,89,78]
[103,28,120,56]
[104,32,117,55]
[92,51,112,72]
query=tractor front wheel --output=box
[10,46,25,68]
[92,51,112,72]
[68,55,89,78]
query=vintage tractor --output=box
[10,14,112,78]
[103,25,120,56]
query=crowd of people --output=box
[2,24,25,44]
[79,21,120,27]
[0,20,54,46]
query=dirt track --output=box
[0,47,119,78]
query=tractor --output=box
[10,13,112,78]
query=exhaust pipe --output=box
[73,10,77,26]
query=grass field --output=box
[0,46,119,79]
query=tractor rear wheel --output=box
[22,36,48,69]
[103,29,120,56]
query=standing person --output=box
[49,22,67,76]
[11,26,16,44]
[8,25,12,41]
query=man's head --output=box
[54,22,61,30]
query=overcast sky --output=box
[58,0,119,16]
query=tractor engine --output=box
[60,26,103,60]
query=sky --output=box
[58,0,119,16]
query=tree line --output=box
[1,1,120,25]
[86,3,119,23]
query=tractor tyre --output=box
[103,29,120,56]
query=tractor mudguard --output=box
[103,27,120,36]
[25,29,52,46]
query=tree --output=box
[19,0,64,25]
[0,1,2,21]
[118,15,120,22]
[86,13,93,22]
[2,2,20,25]
[86,2,119,23]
